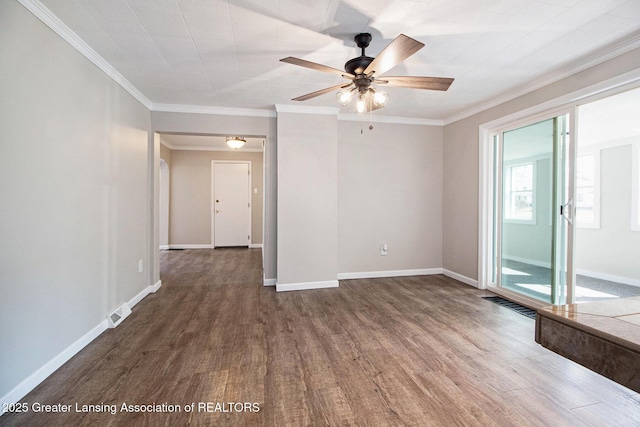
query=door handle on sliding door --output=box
[560,200,572,224]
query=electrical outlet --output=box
[381,244,388,256]
[138,259,143,273]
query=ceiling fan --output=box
[280,33,454,114]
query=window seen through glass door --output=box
[506,163,534,221]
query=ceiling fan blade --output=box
[376,76,454,91]
[280,57,354,79]
[363,34,424,76]
[292,83,353,101]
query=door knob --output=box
[215,210,220,213]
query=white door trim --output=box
[211,160,252,248]
[159,158,170,249]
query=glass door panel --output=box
[499,115,569,304]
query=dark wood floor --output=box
[4,248,640,426]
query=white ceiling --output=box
[36,0,640,121]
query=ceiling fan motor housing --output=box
[344,55,374,75]
[344,33,374,75]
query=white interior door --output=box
[213,162,251,247]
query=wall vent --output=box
[107,303,132,328]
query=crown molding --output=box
[18,0,153,110]
[161,144,264,153]
[273,105,442,125]
[444,31,640,125]
[23,0,640,129]
[151,103,276,118]
[274,104,339,115]
[338,113,443,126]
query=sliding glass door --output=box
[493,113,573,305]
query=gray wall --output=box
[276,110,338,287]
[1,1,151,398]
[577,143,640,281]
[443,46,640,281]
[338,121,443,274]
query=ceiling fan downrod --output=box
[344,33,375,76]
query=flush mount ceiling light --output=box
[226,136,246,149]
[281,33,454,114]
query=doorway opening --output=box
[574,87,640,303]
[156,133,264,251]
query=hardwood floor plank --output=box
[570,402,640,426]
[498,387,590,426]
[263,373,310,426]
[4,248,640,426]
[410,370,506,426]
[306,387,356,426]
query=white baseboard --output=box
[276,280,339,292]
[128,285,150,309]
[337,268,442,280]
[576,268,640,288]
[263,277,276,287]
[159,245,170,250]
[129,280,162,308]
[442,269,479,288]
[0,320,108,414]
[0,279,162,415]
[168,244,213,249]
[128,280,162,310]
[503,255,551,269]
[168,244,262,250]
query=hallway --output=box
[4,248,640,425]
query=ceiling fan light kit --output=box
[336,88,356,106]
[226,136,246,149]
[280,33,454,114]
